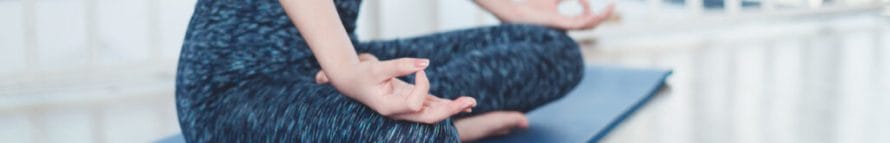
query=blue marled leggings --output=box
[176,0,583,142]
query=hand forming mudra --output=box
[312,0,614,124]
[316,54,477,124]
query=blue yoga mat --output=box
[157,66,671,143]
[478,65,671,143]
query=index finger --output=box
[375,58,429,80]
[581,3,615,29]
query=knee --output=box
[502,24,582,61]
[557,47,585,96]
[497,25,585,104]
[509,24,585,95]
[507,24,584,80]
[500,24,579,49]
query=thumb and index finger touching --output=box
[377,58,476,115]
[557,0,616,30]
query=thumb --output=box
[579,0,592,15]
[375,58,430,79]
[445,96,477,116]
[315,70,329,84]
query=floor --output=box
[591,13,890,143]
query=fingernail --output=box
[416,59,429,68]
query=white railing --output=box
[591,13,890,143]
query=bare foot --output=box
[455,111,529,142]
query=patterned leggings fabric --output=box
[176,0,584,142]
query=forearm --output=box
[280,0,359,82]
[474,0,519,21]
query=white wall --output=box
[0,0,194,142]
[356,0,498,40]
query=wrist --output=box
[321,62,359,85]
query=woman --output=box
[176,0,614,142]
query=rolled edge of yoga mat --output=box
[588,66,671,143]
[478,65,672,143]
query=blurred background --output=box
[1,0,889,142]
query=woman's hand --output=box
[476,0,615,30]
[321,54,477,124]
[280,0,472,124]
